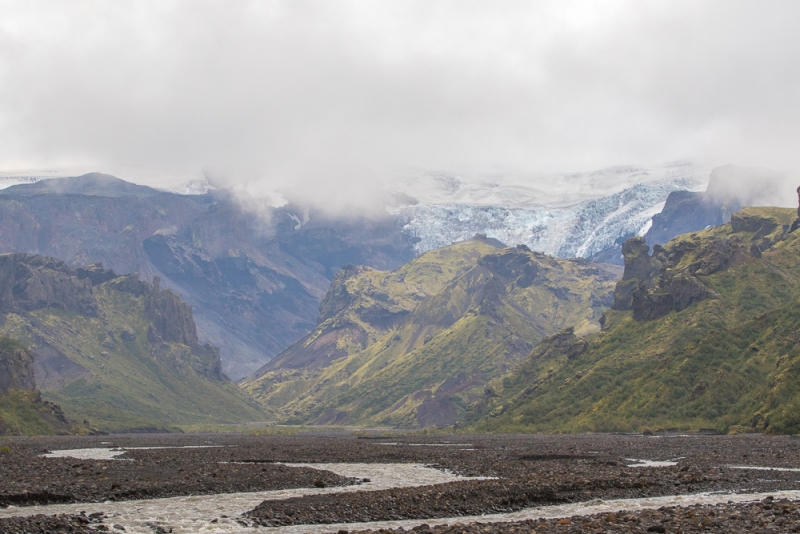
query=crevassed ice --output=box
[390,179,699,259]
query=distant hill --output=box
[241,237,621,427]
[471,204,800,434]
[0,173,416,379]
[0,253,263,432]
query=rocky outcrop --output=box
[0,337,36,392]
[478,247,541,288]
[613,235,724,321]
[146,278,199,347]
[317,265,365,322]
[612,205,797,321]
[789,186,800,233]
[0,254,97,316]
[0,252,254,430]
[531,327,589,362]
[631,274,715,321]
[0,336,73,435]
[611,238,659,311]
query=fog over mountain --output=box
[1,1,800,207]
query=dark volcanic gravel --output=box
[245,462,800,527]
[0,511,106,533]
[0,434,358,506]
[2,432,800,532]
[350,497,800,533]
[245,434,800,527]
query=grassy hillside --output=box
[241,237,621,427]
[0,255,264,432]
[471,207,800,433]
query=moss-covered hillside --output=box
[0,254,263,432]
[471,206,800,434]
[241,237,621,427]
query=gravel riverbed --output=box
[1,432,800,533]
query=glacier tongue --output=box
[388,166,706,262]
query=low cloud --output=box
[1,1,799,209]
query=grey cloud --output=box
[1,0,799,207]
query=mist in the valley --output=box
[1,1,800,211]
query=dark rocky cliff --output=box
[645,164,790,247]
[0,336,73,435]
[0,253,225,383]
[614,203,795,322]
[0,253,259,430]
[0,254,97,316]
[0,337,36,392]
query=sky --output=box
[0,0,799,203]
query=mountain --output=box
[0,336,76,435]
[644,164,793,247]
[0,253,263,432]
[240,237,621,427]
[0,166,785,381]
[0,174,416,379]
[470,203,800,433]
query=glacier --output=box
[387,163,708,262]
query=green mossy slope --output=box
[472,207,800,433]
[0,255,264,432]
[242,238,621,427]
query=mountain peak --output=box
[0,173,163,198]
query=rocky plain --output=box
[0,432,799,533]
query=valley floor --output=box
[0,433,799,532]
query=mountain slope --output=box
[471,205,800,433]
[0,174,416,379]
[0,253,263,431]
[241,237,621,427]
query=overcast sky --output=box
[1,0,799,198]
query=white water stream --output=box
[3,449,800,533]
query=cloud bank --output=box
[1,0,799,203]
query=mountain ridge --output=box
[0,174,416,379]
[469,203,800,433]
[241,237,621,427]
[0,253,262,432]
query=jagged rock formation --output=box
[472,204,800,434]
[0,174,416,379]
[241,238,621,428]
[0,253,260,431]
[790,186,800,233]
[0,255,97,316]
[615,205,795,321]
[0,337,36,392]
